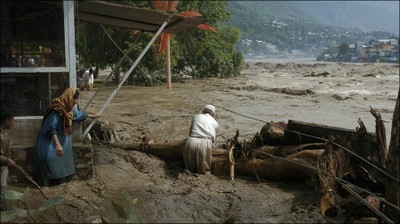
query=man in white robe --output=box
[183,105,219,174]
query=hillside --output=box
[229,1,313,22]
[293,1,399,35]
[226,1,317,41]
[226,1,397,58]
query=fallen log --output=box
[253,143,324,159]
[106,140,324,180]
[108,140,186,161]
[213,149,323,180]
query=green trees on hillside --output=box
[76,1,243,86]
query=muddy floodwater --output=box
[87,59,398,145]
[9,59,399,223]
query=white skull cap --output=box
[204,104,216,113]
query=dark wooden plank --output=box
[283,119,371,145]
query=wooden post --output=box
[166,35,172,89]
[385,89,399,224]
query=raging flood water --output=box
[83,59,398,145]
[216,59,399,144]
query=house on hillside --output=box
[367,39,399,63]
[321,39,400,63]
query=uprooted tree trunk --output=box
[92,122,324,181]
[257,121,287,146]
[106,139,324,181]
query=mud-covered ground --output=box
[8,59,399,223]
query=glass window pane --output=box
[1,1,65,67]
[1,73,69,116]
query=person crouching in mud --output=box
[183,105,219,175]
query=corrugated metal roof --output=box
[77,1,206,34]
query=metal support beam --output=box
[82,19,170,138]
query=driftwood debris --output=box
[106,139,324,181]
[316,106,398,223]
[97,117,385,185]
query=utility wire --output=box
[336,177,399,211]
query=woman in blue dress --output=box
[35,88,98,187]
